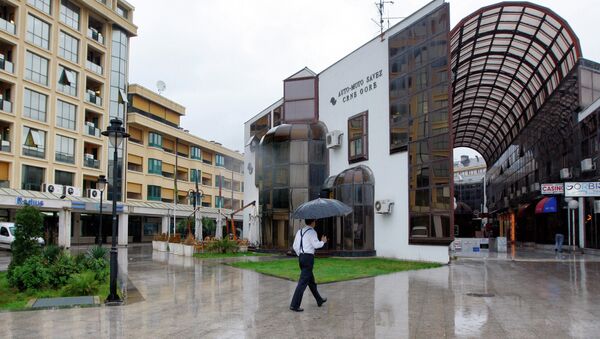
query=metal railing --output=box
[0,18,16,35]
[87,27,104,44]
[85,91,102,106]
[85,60,103,75]
[84,157,100,169]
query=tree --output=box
[10,205,44,269]
[202,217,216,237]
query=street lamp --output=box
[101,118,129,303]
[96,174,107,246]
[188,188,203,239]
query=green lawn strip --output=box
[229,257,442,284]
[0,272,110,311]
[193,252,274,259]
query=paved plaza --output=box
[1,246,600,338]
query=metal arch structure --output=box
[450,2,582,165]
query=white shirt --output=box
[292,226,324,256]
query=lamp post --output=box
[101,118,129,303]
[96,174,107,246]
[188,187,203,239]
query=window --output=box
[116,4,128,18]
[56,100,77,130]
[148,158,162,175]
[55,134,75,164]
[23,89,47,122]
[26,14,50,49]
[215,174,222,187]
[58,31,79,63]
[22,127,45,158]
[57,65,78,96]
[28,0,51,14]
[215,154,225,167]
[147,185,161,201]
[54,170,74,186]
[215,196,224,208]
[190,169,200,183]
[22,165,44,191]
[60,0,80,31]
[348,111,368,163]
[25,51,49,85]
[148,132,162,148]
[191,146,202,160]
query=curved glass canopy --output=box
[451,2,581,165]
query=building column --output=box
[118,213,129,246]
[161,215,170,234]
[579,197,585,249]
[195,213,202,240]
[58,208,72,248]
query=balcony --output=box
[0,98,11,113]
[85,60,103,75]
[87,26,104,45]
[55,152,75,164]
[23,146,45,158]
[85,90,102,106]
[84,121,101,137]
[84,156,100,169]
[0,17,15,35]
[0,140,9,152]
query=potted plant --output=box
[182,234,196,257]
[154,233,168,252]
[168,234,183,255]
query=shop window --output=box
[22,165,44,191]
[348,111,368,163]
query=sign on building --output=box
[541,183,564,195]
[564,182,600,197]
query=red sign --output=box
[541,183,564,195]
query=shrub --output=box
[86,246,108,261]
[168,234,181,243]
[202,217,216,237]
[42,244,62,264]
[154,233,167,241]
[10,206,44,268]
[8,256,50,291]
[206,238,239,254]
[48,252,79,287]
[63,271,99,296]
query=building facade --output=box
[454,155,486,213]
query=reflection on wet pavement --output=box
[1,244,600,338]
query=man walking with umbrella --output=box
[289,218,328,312]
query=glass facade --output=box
[107,28,129,201]
[25,51,49,86]
[257,123,328,249]
[389,4,453,245]
[23,88,47,122]
[26,14,50,49]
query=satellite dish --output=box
[156,80,166,95]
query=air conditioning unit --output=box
[521,186,527,194]
[581,158,596,172]
[64,185,82,197]
[375,199,393,214]
[326,130,343,149]
[87,188,101,200]
[560,168,571,179]
[85,121,95,128]
[43,183,64,195]
[84,153,95,160]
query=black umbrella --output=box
[291,198,353,219]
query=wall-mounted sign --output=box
[564,182,600,197]
[541,183,564,195]
[330,69,383,105]
[16,197,44,207]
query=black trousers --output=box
[290,254,323,308]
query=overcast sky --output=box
[128,0,600,160]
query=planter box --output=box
[170,243,184,256]
[152,240,158,250]
[157,241,168,252]
[183,244,194,257]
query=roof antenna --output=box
[371,0,404,40]
[156,80,166,95]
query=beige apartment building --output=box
[123,84,244,242]
[0,0,137,247]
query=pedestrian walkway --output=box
[453,244,600,262]
[1,244,600,338]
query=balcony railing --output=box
[85,60,103,75]
[85,123,101,137]
[0,18,15,35]
[84,157,100,169]
[23,147,45,158]
[55,152,75,164]
[0,140,9,152]
[87,27,104,44]
[0,59,13,73]
[85,91,102,106]
[0,99,12,113]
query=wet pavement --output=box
[1,245,600,338]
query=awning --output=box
[128,154,142,165]
[162,163,174,173]
[127,182,142,194]
[536,197,558,214]
[517,204,530,218]
[161,187,174,199]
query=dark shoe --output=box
[289,307,304,312]
[317,298,327,307]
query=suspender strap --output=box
[300,229,305,254]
